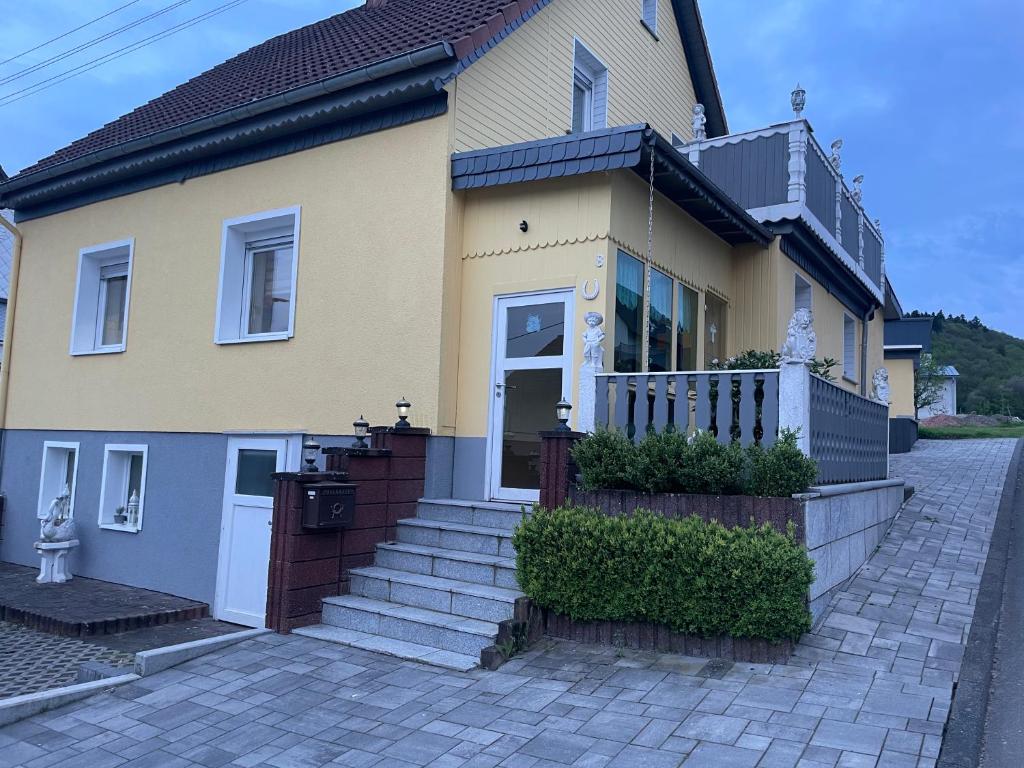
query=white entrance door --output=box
[215,436,298,627]
[488,290,574,502]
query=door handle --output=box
[495,383,518,398]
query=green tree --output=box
[915,354,947,415]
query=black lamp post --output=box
[353,415,369,449]
[555,398,572,432]
[301,436,321,472]
[395,397,411,429]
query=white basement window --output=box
[99,445,148,532]
[70,240,134,355]
[795,273,812,313]
[37,442,79,524]
[571,40,608,134]
[642,0,658,35]
[843,314,857,381]
[215,207,301,344]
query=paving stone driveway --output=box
[0,438,1016,768]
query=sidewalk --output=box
[0,438,1016,768]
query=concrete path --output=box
[0,438,1016,768]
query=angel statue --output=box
[38,484,77,542]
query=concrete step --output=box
[292,624,478,672]
[396,518,516,558]
[349,566,520,623]
[375,541,519,590]
[321,595,499,658]
[416,498,531,532]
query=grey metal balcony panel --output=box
[805,149,836,232]
[863,229,882,286]
[841,195,858,255]
[699,133,787,210]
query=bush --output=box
[513,506,814,642]
[571,428,817,497]
[745,429,818,497]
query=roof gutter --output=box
[1,41,455,195]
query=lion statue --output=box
[781,308,816,363]
[871,367,890,405]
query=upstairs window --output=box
[642,0,658,34]
[843,314,857,381]
[216,207,300,344]
[71,240,133,355]
[571,40,608,134]
[795,273,812,313]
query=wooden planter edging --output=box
[543,610,795,664]
[568,486,805,543]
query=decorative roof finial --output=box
[851,174,864,204]
[829,139,843,173]
[791,84,806,118]
[692,103,707,141]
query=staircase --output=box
[293,498,527,671]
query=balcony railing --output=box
[586,364,889,485]
[677,120,884,300]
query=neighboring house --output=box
[0,0,890,625]
[883,292,931,451]
[918,366,959,419]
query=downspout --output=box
[0,214,21,511]
[860,308,871,397]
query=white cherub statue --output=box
[781,308,816,364]
[582,311,605,371]
[692,103,707,141]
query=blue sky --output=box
[2,1,1022,335]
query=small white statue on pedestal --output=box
[578,312,606,433]
[781,308,817,364]
[35,484,79,584]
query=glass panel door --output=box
[489,291,574,501]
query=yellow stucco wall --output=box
[450,0,698,151]
[6,117,455,434]
[888,357,916,418]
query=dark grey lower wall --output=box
[889,417,918,454]
[452,437,487,501]
[0,430,228,604]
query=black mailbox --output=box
[301,482,356,530]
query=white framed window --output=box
[795,273,813,313]
[70,240,133,355]
[98,444,148,533]
[843,313,857,381]
[215,206,300,344]
[642,0,658,34]
[38,442,79,523]
[571,40,608,134]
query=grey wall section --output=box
[425,436,455,499]
[804,148,836,233]
[840,195,858,258]
[0,430,227,604]
[699,133,788,211]
[863,230,882,287]
[452,437,488,501]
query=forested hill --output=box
[907,311,1024,416]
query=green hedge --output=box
[514,506,814,642]
[572,429,817,497]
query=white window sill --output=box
[641,19,659,40]
[843,375,859,386]
[71,345,126,357]
[99,522,140,534]
[215,333,292,346]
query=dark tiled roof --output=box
[20,0,543,176]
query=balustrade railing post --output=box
[579,365,597,433]
[786,122,808,204]
[779,361,812,456]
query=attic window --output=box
[571,40,608,134]
[642,0,658,35]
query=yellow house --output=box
[0,0,891,624]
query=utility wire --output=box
[0,0,250,108]
[1,0,195,87]
[0,0,145,67]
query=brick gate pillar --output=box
[538,430,585,509]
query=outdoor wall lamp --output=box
[302,436,321,472]
[353,415,369,448]
[555,398,573,431]
[395,397,412,429]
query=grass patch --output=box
[920,423,1024,440]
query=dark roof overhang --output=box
[451,125,770,246]
[772,218,879,318]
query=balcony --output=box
[676,119,884,301]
